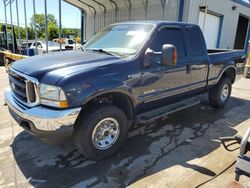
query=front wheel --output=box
[209,77,232,108]
[73,105,128,160]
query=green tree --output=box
[13,26,25,40]
[19,27,26,39]
[48,22,59,40]
[30,13,58,38]
[27,27,35,40]
[62,28,80,38]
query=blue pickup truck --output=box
[4,21,245,160]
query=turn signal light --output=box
[173,48,177,65]
[59,101,69,108]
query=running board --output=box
[137,98,201,124]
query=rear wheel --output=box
[0,53,4,66]
[73,105,128,160]
[209,77,232,108]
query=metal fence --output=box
[2,0,64,54]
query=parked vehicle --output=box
[0,25,20,66]
[53,38,82,50]
[4,21,245,160]
[0,25,18,53]
[74,37,81,44]
[28,41,63,54]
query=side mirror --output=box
[161,44,177,66]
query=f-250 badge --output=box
[128,73,141,79]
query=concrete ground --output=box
[0,66,250,188]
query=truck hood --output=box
[11,50,124,84]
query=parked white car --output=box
[29,41,63,54]
[21,41,62,54]
[53,38,82,50]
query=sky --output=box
[0,0,81,29]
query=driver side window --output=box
[149,28,186,59]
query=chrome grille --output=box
[8,68,39,107]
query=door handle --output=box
[192,65,203,70]
[187,64,192,74]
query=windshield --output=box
[68,39,74,44]
[23,43,32,48]
[84,24,154,56]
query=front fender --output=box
[78,76,137,107]
[80,87,137,108]
[56,58,141,108]
[59,73,138,108]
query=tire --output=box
[209,77,232,108]
[73,105,128,160]
[0,61,3,66]
[0,53,4,66]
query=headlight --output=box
[39,84,69,108]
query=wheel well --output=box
[83,93,134,120]
[222,67,236,83]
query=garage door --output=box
[198,11,221,48]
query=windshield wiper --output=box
[91,49,117,56]
[81,46,87,52]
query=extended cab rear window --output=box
[186,27,204,56]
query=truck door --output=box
[185,26,209,93]
[139,26,191,105]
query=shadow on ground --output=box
[11,96,250,188]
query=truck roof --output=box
[115,20,198,27]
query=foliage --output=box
[30,14,57,30]
[27,27,35,39]
[62,28,80,38]
[48,22,59,40]
[13,26,34,40]
[0,13,80,41]
[30,13,58,39]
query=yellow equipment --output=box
[0,50,28,69]
[244,41,250,78]
[74,37,81,44]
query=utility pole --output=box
[23,0,28,51]
[33,0,38,54]
[16,0,21,51]
[59,0,62,51]
[44,0,48,53]
[9,0,15,53]
[202,0,208,32]
[4,0,9,50]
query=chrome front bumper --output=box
[4,88,81,134]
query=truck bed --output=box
[208,49,245,74]
[208,48,244,56]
